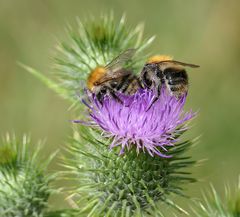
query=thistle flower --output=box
[68,83,197,216]
[65,126,197,216]
[0,134,56,217]
[20,13,199,216]
[75,88,195,157]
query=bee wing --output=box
[161,60,200,68]
[94,49,136,86]
[94,69,132,86]
[105,48,136,71]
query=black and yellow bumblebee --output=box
[140,55,200,104]
[87,49,141,103]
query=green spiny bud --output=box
[22,13,154,102]
[192,178,240,217]
[0,134,55,217]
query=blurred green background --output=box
[0,0,239,214]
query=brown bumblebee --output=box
[141,55,199,104]
[87,49,141,103]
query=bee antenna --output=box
[145,97,158,112]
[81,98,93,109]
[75,89,93,109]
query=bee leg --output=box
[96,94,104,106]
[146,85,161,111]
[138,77,144,89]
[109,88,123,104]
[146,96,159,111]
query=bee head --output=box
[141,63,159,89]
[87,67,107,91]
[141,55,173,89]
[95,86,108,104]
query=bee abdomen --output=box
[164,69,189,97]
[167,78,188,85]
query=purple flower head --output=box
[76,88,195,157]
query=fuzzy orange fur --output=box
[87,67,107,90]
[147,55,173,64]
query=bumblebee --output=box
[141,55,199,105]
[87,49,141,103]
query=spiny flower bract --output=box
[65,127,196,217]
[0,134,55,217]
[22,14,154,102]
[54,14,154,98]
[76,88,195,157]
[192,179,240,217]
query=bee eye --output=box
[142,70,152,88]
[156,70,162,78]
[96,87,107,103]
[110,81,118,88]
[100,88,107,94]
